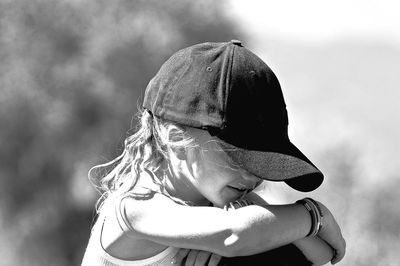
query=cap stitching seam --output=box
[223,43,235,129]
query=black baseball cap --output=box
[143,40,323,192]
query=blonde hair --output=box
[88,109,197,212]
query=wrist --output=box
[292,202,314,239]
[296,198,324,237]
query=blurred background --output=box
[0,0,399,265]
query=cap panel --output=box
[143,42,234,128]
[215,46,289,150]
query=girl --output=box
[82,40,346,266]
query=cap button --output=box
[230,39,242,46]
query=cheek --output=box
[199,157,243,190]
[195,172,229,202]
[212,187,243,208]
[199,171,241,200]
[194,149,243,203]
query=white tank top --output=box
[81,201,181,266]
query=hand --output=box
[171,248,222,266]
[316,202,346,264]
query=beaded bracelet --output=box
[224,198,253,211]
[296,198,323,237]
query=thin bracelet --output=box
[296,199,317,237]
[304,197,324,233]
[303,198,322,234]
[308,198,322,235]
[305,197,324,218]
[296,198,321,237]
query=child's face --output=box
[186,128,262,208]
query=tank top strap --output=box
[114,195,134,233]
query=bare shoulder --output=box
[100,190,173,260]
[117,188,186,235]
[120,188,179,217]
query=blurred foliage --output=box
[0,0,243,265]
[1,0,399,265]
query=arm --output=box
[119,192,312,257]
[244,192,334,265]
[293,238,333,266]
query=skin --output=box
[100,127,345,265]
[173,128,263,208]
[170,127,339,265]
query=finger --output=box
[171,248,190,265]
[332,238,346,264]
[194,251,212,266]
[208,253,222,266]
[185,250,199,266]
[331,237,346,264]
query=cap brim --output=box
[217,140,324,192]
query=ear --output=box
[175,147,187,160]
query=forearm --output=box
[122,193,311,257]
[225,203,311,256]
[242,192,334,264]
[293,237,333,266]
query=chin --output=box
[205,191,238,208]
[207,198,227,208]
[209,201,224,208]
[213,197,236,208]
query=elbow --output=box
[219,246,242,258]
[208,232,244,257]
[220,229,280,257]
[222,250,239,258]
[220,233,242,257]
[220,232,271,258]
[221,243,258,258]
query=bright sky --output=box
[228,0,400,44]
[227,0,400,182]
